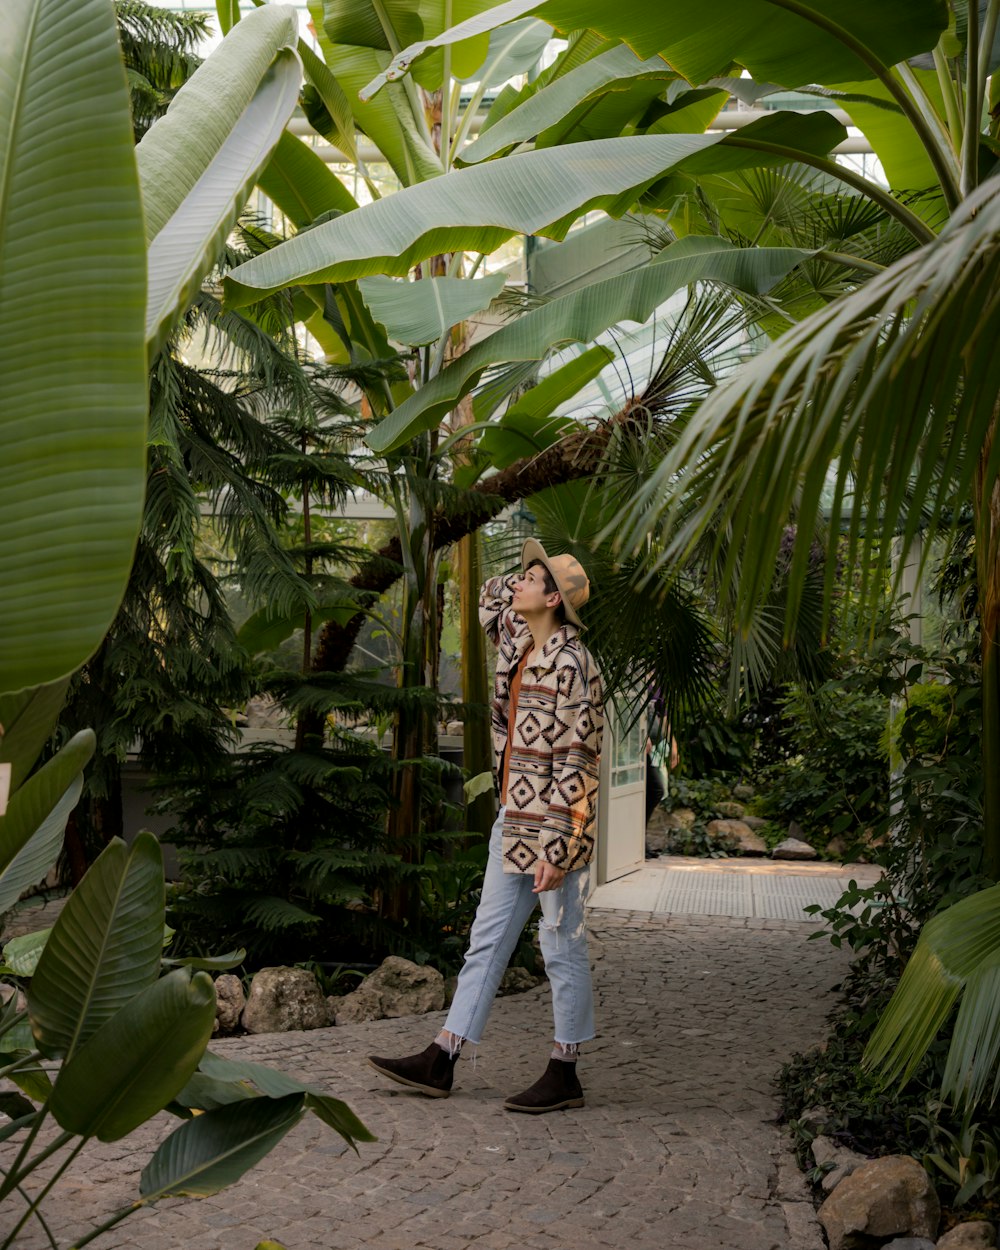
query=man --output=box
[369,539,604,1113]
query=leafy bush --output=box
[749,679,889,853]
[780,624,993,1216]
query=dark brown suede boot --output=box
[503,1059,585,1113]
[367,1042,459,1098]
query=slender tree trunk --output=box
[382,455,435,925]
[458,531,495,837]
[976,405,1000,879]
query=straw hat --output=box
[521,538,590,628]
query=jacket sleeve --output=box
[540,650,604,868]
[479,573,523,649]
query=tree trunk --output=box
[311,423,615,677]
[976,405,1000,879]
[457,531,495,837]
[381,457,436,926]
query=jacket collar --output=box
[515,622,579,674]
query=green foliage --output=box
[0,836,373,1248]
[781,624,993,1213]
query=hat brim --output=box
[521,538,584,628]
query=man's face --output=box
[513,565,559,618]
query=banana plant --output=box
[298,0,1000,1103]
[1,0,303,903]
[0,834,374,1250]
[2,5,374,1241]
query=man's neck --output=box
[523,609,562,655]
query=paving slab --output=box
[5,902,850,1250]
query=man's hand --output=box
[533,861,566,893]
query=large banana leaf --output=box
[363,0,949,97]
[615,175,1000,632]
[863,884,1000,1109]
[0,680,71,793]
[49,968,216,1142]
[144,47,303,358]
[257,131,359,230]
[135,5,299,244]
[478,346,615,467]
[366,236,814,451]
[458,17,551,87]
[226,116,841,302]
[357,273,505,344]
[0,730,94,882]
[0,775,83,917]
[139,1092,306,1199]
[833,71,948,192]
[309,0,442,186]
[28,832,165,1060]
[0,0,147,695]
[459,44,678,163]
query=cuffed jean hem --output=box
[444,807,595,1046]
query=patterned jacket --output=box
[480,574,604,875]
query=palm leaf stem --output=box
[933,45,965,146]
[0,1140,86,1250]
[765,0,961,207]
[724,138,937,243]
[962,0,982,196]
[14,1183,56,1250]
[814,249,886,275]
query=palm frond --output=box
[618,176,1000,636]
[864,883,1000,1109]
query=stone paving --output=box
[5,896,853,1250]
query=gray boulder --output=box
[498,967,541,996]
[668,806,696,830]
[716,800,746,819]
[705,819,767,854]
[773,837,818,860]
[937,1222,998,1250]
[811,1135,869,1194]
[881,1238,935,1250]
[740,815,770,831]
[241,966,330,1034]
[333,956,445,1025]
[817,1156,940,1250]
[214,973,246,1033]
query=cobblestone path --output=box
[8,911,849,1250]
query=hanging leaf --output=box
[139,1093,306,1200]
[226,116,841,301]
[49,968,216,1142]
[0,0,147,693]
[0,680,71,793]
[366,236,813,451]
[358,273,505,344]
[364,0,949,98]
[28,832,165,1060]
[460,44,677,163]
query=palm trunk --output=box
[310,423,615,676]
[976,406,1000,879]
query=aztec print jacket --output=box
[480,574,604,875]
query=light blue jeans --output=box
[443,807,595,1046]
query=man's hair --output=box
[527,559,567,624]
